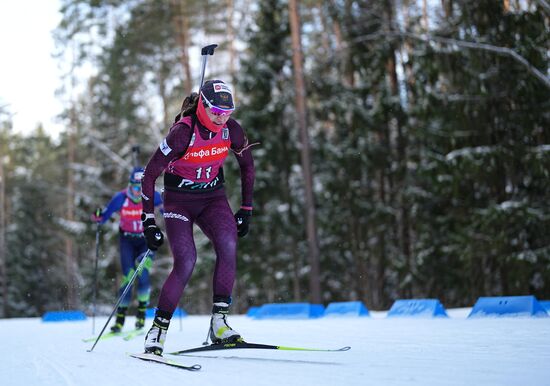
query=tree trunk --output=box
[65,105,78,309]
[292,251,302,301]
[400,0,417,106]
[326,0,345,77]
[422,0,429,30]
[376,170,388,308]
[171,0,192,95]
[285,175,302,301]
[288,0,322,304]
[330,7,343,51]
[0,157,6,317]
[281,125,303,302]
[315,2,331,55]
[226,0,237,90]
[64,43,79,309]
[350,207,368,302]
[442,0,453,18]
[343,0,355,86]
[158,63,170,130]
[386,1,412,298]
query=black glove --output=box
[234,209,252,238]
[141,215,164,251]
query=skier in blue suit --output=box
[92,167,163,332]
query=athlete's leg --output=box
[110,235,135,332]
[118,235,136,307]
[134,237,152,305]
[196,195,240,343]
[196,195,238,297]
[156,200,200,315]
[134,237,152,328]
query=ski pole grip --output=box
[95,208,102,217]
[201,44,218,56]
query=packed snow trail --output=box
[1,310,549,385]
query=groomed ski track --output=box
[1,310,549,386]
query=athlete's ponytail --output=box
[174,92,199,122]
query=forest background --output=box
[0,0,549,317]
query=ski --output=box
[82,331,122,343]
[128,352,201,371]
[82,328,144,343]
[123,328,146,341]
[168,341,351,355]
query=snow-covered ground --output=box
[1,308,549,386]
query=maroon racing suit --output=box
[141,115,255,315]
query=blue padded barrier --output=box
[246,306,260,317]
[540,300,550,313]
[387,299,448,318]
[468,295,549,318]
[42,310,87,322]
[253,303,325,319]
[146,307,187,318]
[324,301,369,317]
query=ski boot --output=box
[144,310,171,355]
[135,301,146,329]
[209,297,241,344]
[110,307,127,333]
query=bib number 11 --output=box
[196,166,212,180]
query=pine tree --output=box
[410,1,550,303]
[230,0,308,306]
[4,128,71,315]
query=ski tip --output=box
[128,351,161,358]
[129,352,202,371]
[339,346,351,351]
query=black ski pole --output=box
[87,247,156,352]
[131,144,140,168]
[91,208,102,335]
[198,44,218,92]
[174,44,218,122]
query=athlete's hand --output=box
[91,208,103,223]
[142,215,164,251]
[234,209,252,238]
